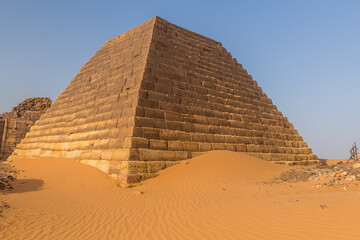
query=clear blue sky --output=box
[0,0,359,159]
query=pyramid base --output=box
[9,147,319,187]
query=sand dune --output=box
[1,151,360,240]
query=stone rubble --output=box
[0,97,52,119]
[0,97,52,161]
[0,162,18,191]
[271,161,360,188]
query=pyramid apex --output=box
[152,16,166,23]
[152,16,164,20]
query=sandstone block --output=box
[153,119,166,129]
[191,133,206,142]
[159,130,177,140]
[124,137,149,149]
[194,115,208,124]
[112,149,130,161]
[182,122,195,132]
[211,143,226,150]
[194,124,209,133]
[149,139,168,150]
[168,141,184,151]
[147,161,166,173]
[225,144,236,151]
[50,150,66,158]
[135,117,154,128]
[175,131,191,141]
[121,161,147,174]
[183,141,199,151]
[100,150,113,160]
[65,150,82,159]
[175,151,191,160]
[166,121,183,131]
[145,108,165,119]
[235,144,247,152]
[198,142,212,151]
[142,128,159,139]
[158,151,177,161]
[139,149,159,161]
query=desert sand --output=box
[1,151,360,240]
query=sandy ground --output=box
[1,151,360,240]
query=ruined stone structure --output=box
[0,97,52,161]
[11,17,318,184]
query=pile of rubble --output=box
[0,97,52,119]
[0,163,18,222]
[0,162,17,191]
[272,161,360,188]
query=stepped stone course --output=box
[10,17,318,184]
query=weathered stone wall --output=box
[11,17,318,184]
[0,97,52,161]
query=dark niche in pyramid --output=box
[10,16,318,185]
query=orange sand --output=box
[2,151,360,240]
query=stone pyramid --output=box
[11,17,318,184]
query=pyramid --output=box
[1,97,52,161]
[11,17,318,184]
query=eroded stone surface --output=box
[0,97,52,161]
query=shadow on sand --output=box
[1,179,44,194]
